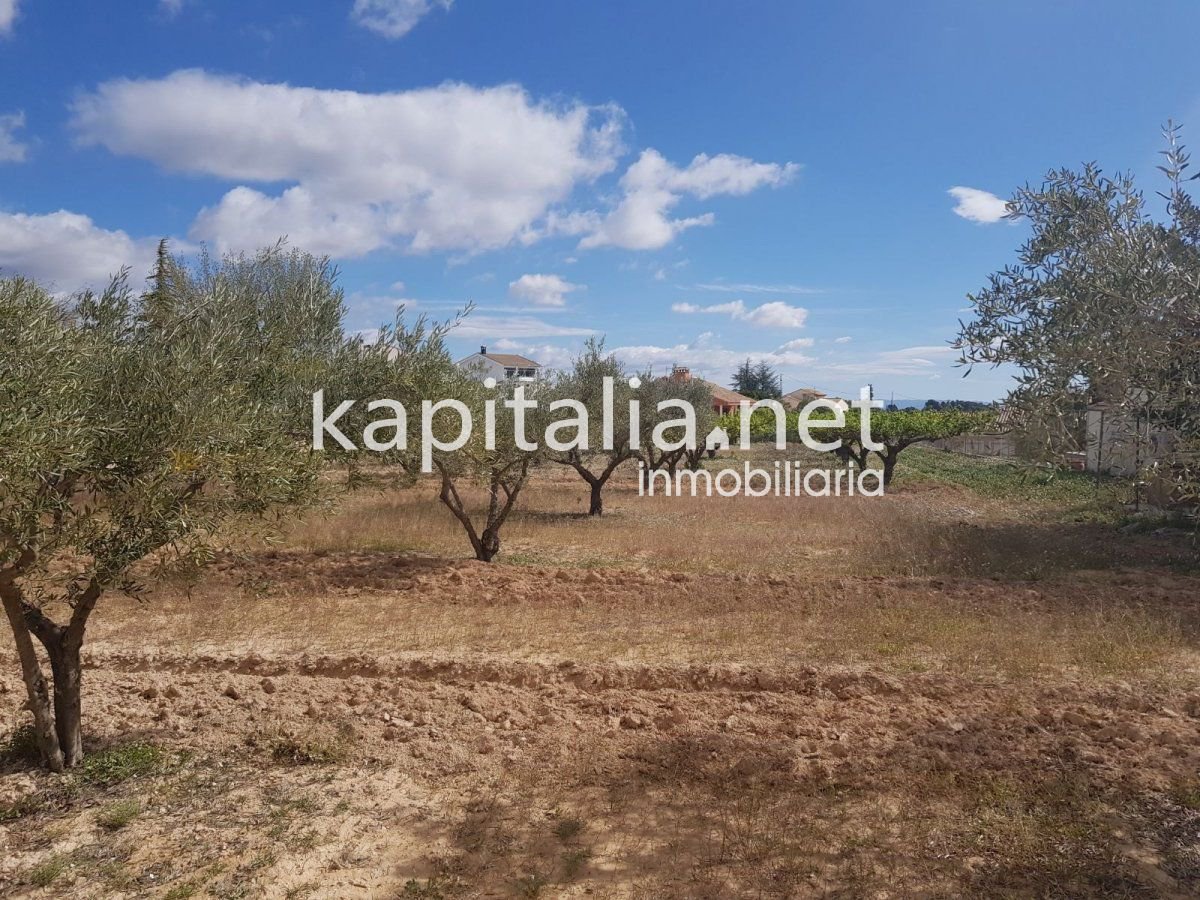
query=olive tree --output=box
[957,123,1200,504]
[681,385,717,470]
[548,338,637,516]
[325,309,540,563]
[0,245,349,771]
[427,369,547,562]
[637,373,716,484]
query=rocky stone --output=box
[260,678,277,695]
[619,713,650,730]
[222,684,241,701]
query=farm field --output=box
[2,449,1199,898]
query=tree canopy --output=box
[0,244,359,770]
[732,359,782,400]
[956,123,1199,504]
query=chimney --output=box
[480,345,487,355]
[671,365,691,382]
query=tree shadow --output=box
[918,519,1199,580]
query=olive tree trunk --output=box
[559,450,632,517]
[1,571,100,769]
[588,482,604,516]
[0,590,65,772]
[45,638,85,766]
[436,460,531,563]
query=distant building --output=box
[457,345,542,382]
[668,366,753,415]
[781,387,850,412]
[780,387,826,410]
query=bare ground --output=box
[3,456,1200,898]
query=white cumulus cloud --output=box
[71,70,624,258]
[70,70,798,260]
[580,149,798,250]
[834,335,852,344]
[507,273,583,308]
[671,298,808,329]
[0,0,20,37]
[741,301,808,328]
[0,210,161,293]
[351,0,451,38]
[949,186,1008,224]
[0,111,27,162]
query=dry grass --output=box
[281,451,1192,579]
[77,450,1199,682]
[7,448,1200,898]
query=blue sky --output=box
[2,0,1199,403]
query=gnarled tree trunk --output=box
[436,459,531,563]
[0,590,64,772]
[21,585,99,768]
[560,449,631,517]
[0,549,68,771]
[588,481,604,516]
[45,638,85,767]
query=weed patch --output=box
[27,853,71,887]
[265,727,354,765]
[78,742,167,787]
[96,798,141,830]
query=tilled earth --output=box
[3,565,1200,897]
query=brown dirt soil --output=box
[2,460,1200,897]
[3,642,1200,897]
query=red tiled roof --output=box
[482,353,541,368]
[699,379,753,407]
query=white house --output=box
[456,345,542,382]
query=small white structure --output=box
[705,427,730,451]
[456,346,542,382]
[1085,402,1175,477]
